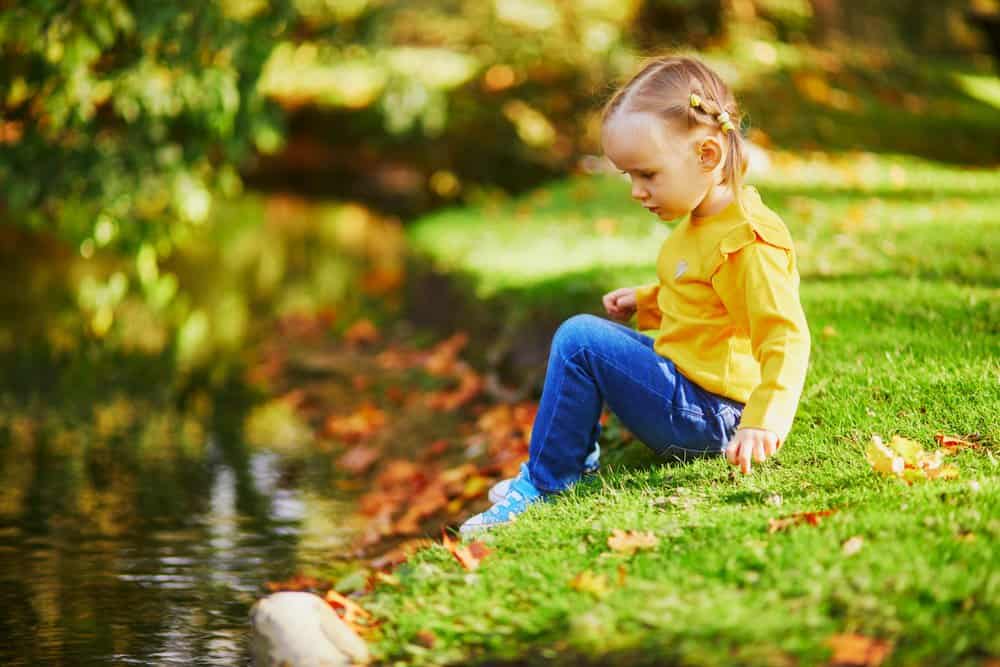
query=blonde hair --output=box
[601,55,750,217]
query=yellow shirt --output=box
[634,185,810,442]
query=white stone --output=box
[249,591,370,666]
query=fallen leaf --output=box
[768,508,838,533]
[265,573,327,593]
[414,629,437,648]
[344,318,379,345]
[468,541,492,560]
[867,435,960,484]
[826,633,893,666]
[423,332,469,376]
[441,532,491,571]
[337,445,381,474]
[842,535,864,556]
[569,570,611,599]
[374,459,424,487]
[425,367,483,411]
[325,589,374,636]
[324,403,386,442]
[421,438,451,460]
[865,436,904,477]
[393,482,449,535]
[361,266,404,295]
[934,433,982,453]
[607,529,660,555]
[368,538,434,570]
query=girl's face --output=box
[601,111,721,221]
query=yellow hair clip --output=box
[689,93,702,108]
[716,110,735,133]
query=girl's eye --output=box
[620,170,655,179]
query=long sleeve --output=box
[711,242,810,442]
[634,283,663,331]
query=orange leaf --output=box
[361,266,404,295]
[826,633,893,666]
[607,529,660,555]
[425,369,483,412]
[393,482,449,535]
[568,570,611,598]
[368,538,434,570]
[423,332,469,376]
[768,508,838,533]
[337,445,381,474]
[324,589,376,637]
[934,433,982,453]
[344,318,379,345]
[324,589,371,619]
[441,531,491,571]
[264,573,325,593]
[324,403,386,442]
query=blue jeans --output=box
[527,314,744,493]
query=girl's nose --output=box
[631,183,648,201]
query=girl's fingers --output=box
[753,440,766,462]
[739,440,753,474]
[764,438,777,457]
[725,440,739,466]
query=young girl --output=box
[460,55,810,534]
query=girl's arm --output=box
[711,241,811,444]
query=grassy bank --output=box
[365,151,999,666]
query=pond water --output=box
[0,426,363,666]
[0,196,410,665]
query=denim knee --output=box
[552,313,602,358]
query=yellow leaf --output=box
[569,570,611,599]
[866,436,904,476]
[868,435,961,483]
[607,529,659,555]
[886,435,923,466]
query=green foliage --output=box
[0,0,293,254]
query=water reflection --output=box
[0,438,359,666]
[0,193,407,665]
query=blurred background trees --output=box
[1,0,997,365]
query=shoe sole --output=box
[459,516,514,535]
[487,467,599,504]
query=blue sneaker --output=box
[487,442,600,504]
[459,472,545,535]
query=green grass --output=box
[371,151,999,665]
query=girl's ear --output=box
[696,137,723,171]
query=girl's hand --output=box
[602,287,638,322]
[725,428,780,474]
